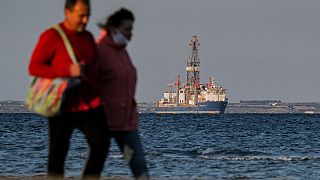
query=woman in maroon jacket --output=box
[97,8,149,179]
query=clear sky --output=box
[1,0,320,103]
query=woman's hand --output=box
[70,64,81,77]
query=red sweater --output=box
[97,36,138,131]
[29,23,101,112]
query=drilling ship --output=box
[154,35,228,114]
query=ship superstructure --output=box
[155,35,228,114]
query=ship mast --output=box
[175,75,180,106]
[185,35,200,105]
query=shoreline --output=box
[0,175,135,180]
[0,176,179,180]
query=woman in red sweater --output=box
[97,8,149,179]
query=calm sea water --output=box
[1,113,320,179]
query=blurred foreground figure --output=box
[97,8,150,180]
[28,0,108,179]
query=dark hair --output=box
[65,0,90,10]
[98,8,134,30]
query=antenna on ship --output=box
[208,77,212,90]
[186,35,200,105]
[194,79,199,105]
[175,75,181,106]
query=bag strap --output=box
[52,24,78,64]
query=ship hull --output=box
[154,101,228,114]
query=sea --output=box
[1,113,320,179]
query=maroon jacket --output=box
[29,23,101,112]
[97,36,138,131]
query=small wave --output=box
[201,147,215,155]
[149,147,268,159]
[109,154,123,159]
[199,155,320,161]
[148,148,198,157]
[200,148,267,156]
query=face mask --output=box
[112,31,128,46]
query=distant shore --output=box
[1,100,320,114]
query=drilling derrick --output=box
[185,35,200,105]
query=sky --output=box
[1,0,320,103]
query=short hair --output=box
[99,8,134,30]
[65,0,90,10]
